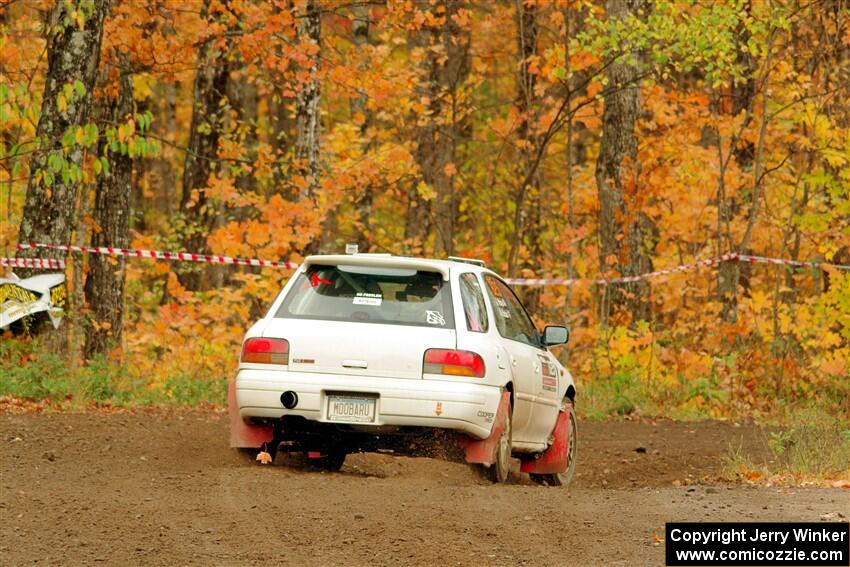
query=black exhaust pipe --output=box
[280,391,298,409]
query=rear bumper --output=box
[235,368,502,439]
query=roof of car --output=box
[303,254,495,281]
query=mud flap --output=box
[457,391,510,465]
[519,401,572,474]
[228,381,274,448]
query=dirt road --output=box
[1,410,847,566]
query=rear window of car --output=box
[274,264,455,329]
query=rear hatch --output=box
[266,261,456,379]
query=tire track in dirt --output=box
[1,410,847,566]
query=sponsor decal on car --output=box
[353,292,383,306]
[426,310,446,326]
[477,410,495,423]
[538,354,558,392]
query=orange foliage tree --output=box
[1,0,848,417]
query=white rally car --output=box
[230,253,577,485]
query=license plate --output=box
[326,394,376,423]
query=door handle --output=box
[342,359,368,369]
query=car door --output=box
[533,349,563,435]
[481,275,545,446]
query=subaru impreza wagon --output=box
[229,253,577,485]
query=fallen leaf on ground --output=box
[256,451,272,464]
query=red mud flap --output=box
[228,381,274,448]
[519,402,572,475]
[457,391,510,465]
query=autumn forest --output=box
[1,0,849,421]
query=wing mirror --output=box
[542,325,570,346]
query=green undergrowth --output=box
[723,407,850,483]
[0,338,227,407]
[575,370,730,421]
[575,367,850,425]
[577,369,850,481]
[577,371,654,420]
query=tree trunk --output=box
[15,0,109,277]
[717,0,759,323]
[268,90,294,193]
[153,83,177,220]
[131,83,176,233]
[266,3,295,195]
[594,0,652,323]
[507,0,543,314]
[730,0,757,169]
[507,0,541,279]
[718,24,774,324]
[294,0,322,205]
[228,77,258,196]
[408,0,470,256]
[405,8,434,252]
[83,65,133,360]
[177,0,232,290]
[351,2,375,250]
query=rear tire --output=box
[530,403,577,487]
[477,401,512,483]
[307,449,347,472]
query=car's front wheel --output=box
[530,403,577,487]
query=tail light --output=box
[241,338,289,365]
[423,349,485,378]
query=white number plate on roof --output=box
[326,394,376,423]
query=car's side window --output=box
[483,275,540,347]
[459,273,489,333]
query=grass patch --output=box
[578,372,651,420]
[0,338,227,407]
[723,406,850,484]
[767,408,850,477]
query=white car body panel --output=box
[237,367,502,438]
[234,254,576,451]
[262,318,455,380]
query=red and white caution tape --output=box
[9,244,850,284]
[1,257,66,269]
[505,252,849,286]
[504,254,736,286]
[15,243,299,270]
[737,253,850,271]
